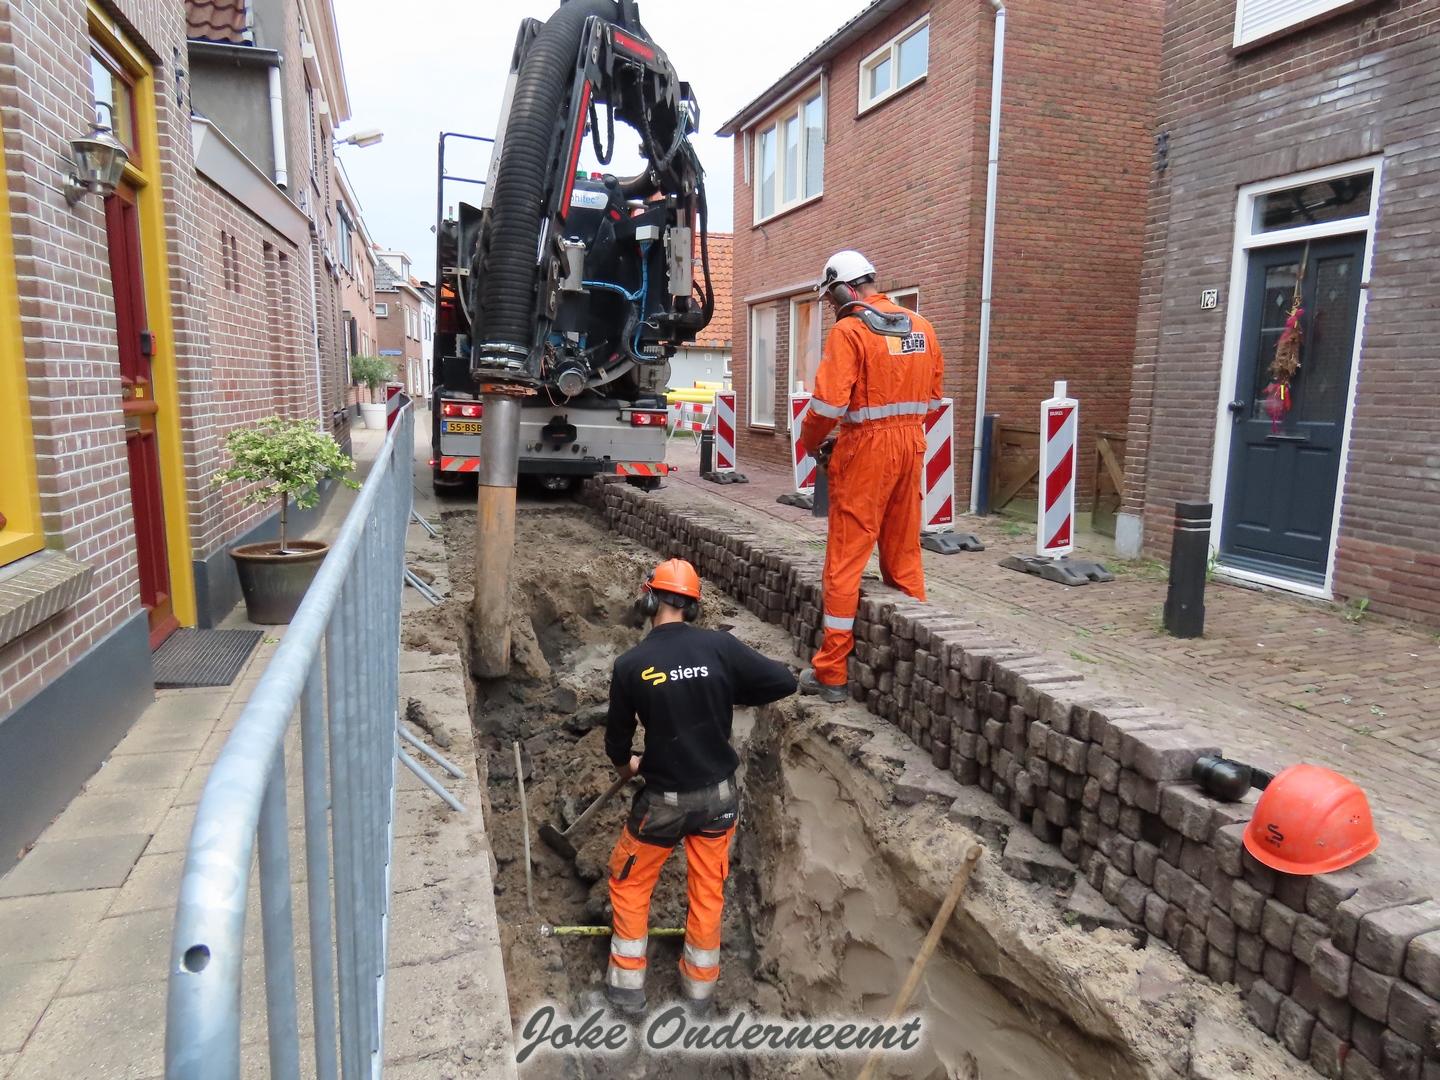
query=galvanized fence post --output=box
[167,404,433,1080]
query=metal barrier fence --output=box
[165,402,458,1079]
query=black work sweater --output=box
[605,623,798,792]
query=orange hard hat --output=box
[1242,764,1378,876]
[646,558,701,601]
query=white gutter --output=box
[970,0,1006,514]
[268,64,288,189]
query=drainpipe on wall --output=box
[969,0,1006,514]
[268,65,288,189]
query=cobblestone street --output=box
[662,440,1440,850]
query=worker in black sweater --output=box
[603,558,796,1012]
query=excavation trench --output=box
[420,504,1282,1080]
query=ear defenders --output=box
[638,572,700,621]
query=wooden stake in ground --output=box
[514,740,535,915]
[855,844,984,1080]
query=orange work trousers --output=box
[607,784,737,1002]
[812,423,927,686]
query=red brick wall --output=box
[729,0,1161,508]
[0,0,198,716]
[0,0,337,717]
[1118,0,1440,624]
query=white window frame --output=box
[788,295,822,393]
[858,15,930,114]
[375,301,389,318]
[1206,156,1383,601]
[1233,0,1367,48]
[752,82,825,224]
[748,304,777,427]
[891,287,920,311]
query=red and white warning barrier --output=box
[385,383,404,431]
[922,398,955,533]
[1038,380,1078,558]
[667,400,710,436]
[788,393,817,494]
[712,391,736,472]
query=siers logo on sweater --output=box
[641,665,710,687]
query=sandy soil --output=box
[419,501,1304,1080]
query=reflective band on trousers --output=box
[824,613,855,631]
[610,934,646,959]
[680,971,718,1000]
[683,943,720,970]
[607,964,646,989]
[843,400,932,424]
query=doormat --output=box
[152,628,264,689]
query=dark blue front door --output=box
[1220,234,1365,586]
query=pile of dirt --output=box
[430,504,1297,1080]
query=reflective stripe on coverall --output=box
[800,293,945,687]
[607,785,737,1000]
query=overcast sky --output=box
[334,0,845,278]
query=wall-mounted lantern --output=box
[64,104,129,206]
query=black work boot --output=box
[603,984,647,1016]
[799,668,847,704]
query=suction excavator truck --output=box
[435,0,714,677]
[430,0,714,496]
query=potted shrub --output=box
[214,417,359,624]
[351,354,396,429]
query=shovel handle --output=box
[564,772,632,839]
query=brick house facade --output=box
[0,0,368,866]
[720,0,1161,510]
[375,251,426,398]
[1116,0,1440,626]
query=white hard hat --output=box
[816,250,877,294]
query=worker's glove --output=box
[812,437,837,468]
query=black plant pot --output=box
[230,540,329,624]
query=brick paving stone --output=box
[663,450,1440,887]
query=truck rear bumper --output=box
[435,456,673,478]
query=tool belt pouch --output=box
[627,777,738,846]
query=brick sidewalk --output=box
[661,441,1440,847]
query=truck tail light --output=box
[442,401,483,418]
[629,410,668,427]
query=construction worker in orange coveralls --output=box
[798,251,945,704]
[603,559,797,1014]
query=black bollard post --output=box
[812,466,829,518]
[699,430,714,476]
[1163,501,1211,638]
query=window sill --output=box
[0,551,94,649]
[747,422,778,433]
[857,73,927,118]
[754,192,823,229]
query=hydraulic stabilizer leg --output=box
[472,390,524,677]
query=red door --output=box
[106,183,177,648]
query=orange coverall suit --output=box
[801,294,945,687]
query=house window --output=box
[749,304,777,426]
[375,301,389,317]
[790,296,822,392]
[859,16,929,113]
[1234,0,1365,47]
[891,287,920,311]
[753,86,824,223]
[1252,172,1372,234]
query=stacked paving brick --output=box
[584,479,1440,1078]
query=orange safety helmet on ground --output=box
[645,558,701,601]
[1242,763,1378,876]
